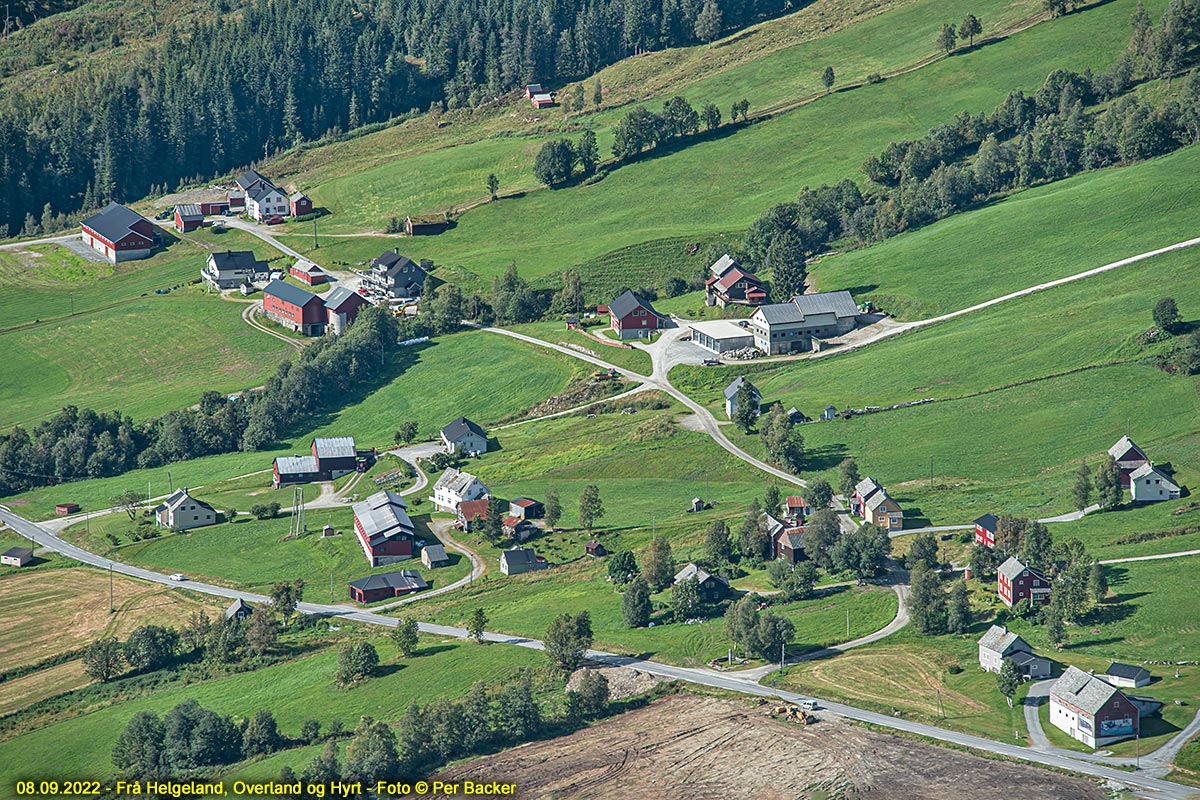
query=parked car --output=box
[701,358,721,366]
[264,215,284,225]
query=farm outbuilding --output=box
[174,203,203,232]
[689,319,755,354]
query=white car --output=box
[169,573,186,582]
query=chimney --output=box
[394,247,399,255]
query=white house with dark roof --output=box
[1050,666,1140,748]
[977,624,1051,679]
[500,546,548,575]
[441,417,488,455]
[246,183,290,222]
[673,563,730,603]
[225,598,255,623]
[154,489,217,531]
[432,468,488,512]
[422,543,450,568]
[364,249,427,299]
[723,376,761,420]
[1129,463,1180,502]
[203,250,268,289]
[748,291,859,354]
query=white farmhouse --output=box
[154,489,217,531]
[432,468,488,513]
[1129,463,1180,502]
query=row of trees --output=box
[610,95,743,160]
[0,306,400,495]
[112,700,282,778]
[532,131,600,186]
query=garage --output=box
[689,319,756,354]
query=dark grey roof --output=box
[723,375,760,401]
[348,570,428,592]
[247,184,284,202]
[442,416,486,441]
[502,547,540,566]
[264,279,321,308]
[353,490,414,547]
[324,286,361,312]
[372,249,420,275]
[422,544,449,563]
[2,546,33,559]
[209,250,266,271]
[1106,662,1151,682]
[236,169,273,191]
[81,202,150,242]
[225,598,254,620]
[1051,666,1124,715]
[974,513,1000,533]
[175,203,203,220]
[609,289,660,321]
[754,300,806,325]
[1008,651,1050,668]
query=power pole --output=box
[929,455,934,489]
[936,686,944,718]
[846,607,850,639]
[167,470,173,493]
[313,217,318,250]
[780,640,785,674]
[109,562,114,613]
[330,571,334,601]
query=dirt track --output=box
[423,695,1106,800]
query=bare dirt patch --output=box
[0,567,224,672]
[420,695,1105,800]
[566,666,666,702]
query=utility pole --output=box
[330,571,334,602]
[313,217,318,250]
[109,562,114,613]
[846,607,850,639]
[780,641,785,674]
[929,455,934,489]
[167,470,173,493]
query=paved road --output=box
[2,504,1194,799]
[1101,549,1200,565]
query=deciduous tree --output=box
[608,550,639,584]
[1072,461,1092,511]
[694,0,722,45]
[821,65,835,93]
[486,173,499,200]
[544,488,562,528]
[578,484,605,532]
[468,608,488,642]
[908,562,947,634]
[1094,455,1124,510]
[804,477,833,510]
[997,658,1019,707]
[621,576,652,627]
[672,575,702,619]
[837,457,860,498]
[704,519,732,565]
[937,23,957,54]
[946,578,971,634]
[958,14,982,47]
[391,618,419,658]
[83,637,125,682]
[545,611,593,670]
[1153,296,1181,332]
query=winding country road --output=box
[0,503,1194,799]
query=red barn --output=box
[262,279,327,335]
[324,286,370,335]
[608,289,665,340]
[352,490,416,567]
[348,570,428,603]
[289,259,328,286]
[783,495,809,522]
[80,203,157,264]
[997,556,1052,608]
[199,200,229,215]
[55,503,80,515]
[289,192,313,217]
[174,203,203,232]
[1108,435,1149,487]
[974,513,999,549]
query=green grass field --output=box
[810,143,1200,319]
[669,212,1200,532]
[0,228,293,427]
[273,0,1155,293]
[506,320,654,375]
[63,508,470,596]
[0,635,540,783]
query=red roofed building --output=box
[458,499,491,530]
[705,254,768,308]
[783,495,809,522]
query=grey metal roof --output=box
[209,250,265,272]
[324,286,361,312]
[434,468,486,497]
[442,416,486,442]
[1108,435,1146,461]
[1130,463,1178,487]
[314,436,356,459]
[81,202,150,242]
[974,513,1000,533]
[789,290,859,319]
[289,192,308,202]
[865,491,898,512]
[275,454,318,474]
[292,258,325,275]
[353,490,415,547]
[854,477,883,498]
[997,556,1041,582]
[709,253,740,278]
[754,301,806,325]
[673,562,729,587]
[1051,666,1124,715]
[609,289,660,321]
[1106,662,1151,682]
[263,279,321,308]
[723,375,760,401]
[348,570,428,592]
[175,203,203,220]
[2,546,33,559]
[759,512,785,536]
[1008,651,1050,668]
[248,184,285,202]
[978,624,1028,655]
[422,544,449,563]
